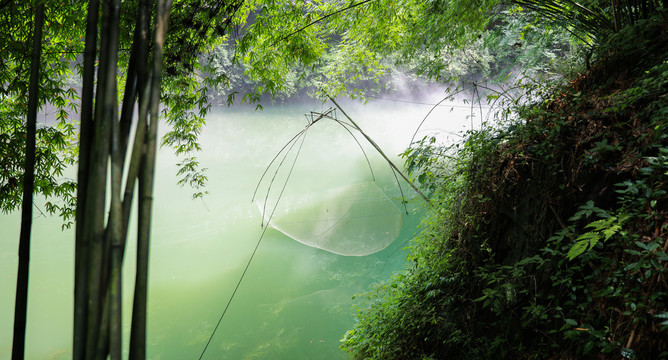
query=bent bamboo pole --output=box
[326,95,431,205]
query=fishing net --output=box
[258,182,403,256]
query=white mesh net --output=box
[258,182,403,256]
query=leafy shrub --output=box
[342,18,668,359]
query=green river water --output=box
[0,99,471,359]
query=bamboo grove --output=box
[7,0,243,359]
[72,0,170,358]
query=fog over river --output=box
[1,94,480,359]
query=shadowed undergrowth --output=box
[342,16,668,360]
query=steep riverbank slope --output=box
[342,16,668,360]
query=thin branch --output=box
[252,108,335,202]
[277,0,376,43]
[259,127,310,225]
[409,86,473,146]
[252,126,310,202]
[327,94,431,205]
[389,166,409,214]
[330,118,376,181]
[198,104,309,360]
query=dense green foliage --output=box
[0,0,597,213]
[221,0,586,101]
[341,15,668,359]
[0,1,83,221]
[220,0,663,103]
[0,0,243,215]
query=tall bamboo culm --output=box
[11,2,44,359]
[72,0,173,359]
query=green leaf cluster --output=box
[228,0,588,102]
[0,1,246,211]
[0,1,83,220]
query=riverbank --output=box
[342,15,668,359]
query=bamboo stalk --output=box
[119,40,139,153]
[326,95,431,205]
[612,0,619,32]
[89,2,149,357]
[94,292,111,360]
[101,0,123,357]
[122,0,151,241]
[84,0,121,356]
[73,1,100,358]
[12,3,43,359]
[130,1,173,358]
[106,5,122,357]
[109,71,123,360]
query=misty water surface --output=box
[0,96,477,359]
